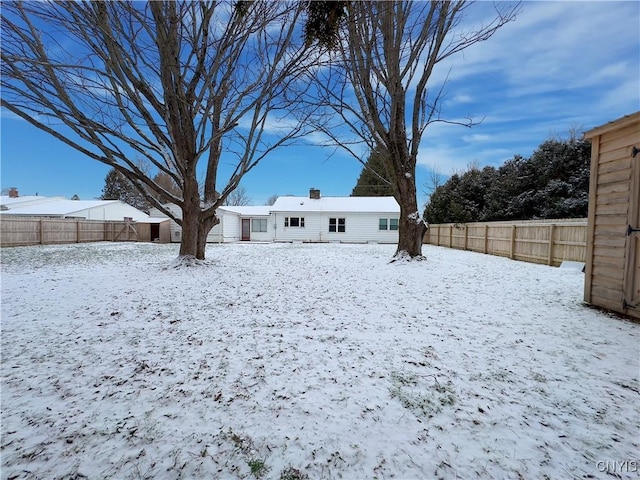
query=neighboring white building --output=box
[0,194,151,221]
[150,189,401,244]
[149,204,274,243]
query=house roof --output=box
[0,197,151,221]
[151,196,400,219]
[1,199,119,216]
[219,205,272,216]
[270,196,399,213]
[0,195,66,208]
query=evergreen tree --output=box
[423,136,591,224]
[351,147,394,196]
[101,168,150,211]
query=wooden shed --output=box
[583,111,640,319]
[136,218,172,243]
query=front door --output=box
[623,146,640,315]
[241,219,250,241]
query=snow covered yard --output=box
[1,242,638,480]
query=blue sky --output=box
[1,1,639,208]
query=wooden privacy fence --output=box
[423,219,588,266]
[0,217,138,247]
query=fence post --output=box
[76,220,81,243]
[39,218,44,245]
[464,224,468,250]
[510,225,516,259]
[547,224,555,265]
[483,225,488,254]
[449,225,453,247]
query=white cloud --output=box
[462,133,491,143]
[433,1,639,96]
[450,93,473,104]
[0,107,28,121]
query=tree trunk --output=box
[180,206,199,258]
[179,176,201,259]
[388,121,424,260]
[196,215,219,260]
[393,166,425,261]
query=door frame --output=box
[623,146,640,313]
[241,218,251,241]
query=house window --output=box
[285,217,304,227]
[329,217,345,233]
[379,218,399,230]
[252,219,267,232]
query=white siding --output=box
[272,211,399,243]
[245,217,272,242]
[272,212,322,242]
[82,203,150,221]
[204,223,224,243]
[222,212,240,242]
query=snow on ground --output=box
[1,242,638,480]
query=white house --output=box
[0,193,152,221]
[270,189,400,243]
[150,189,400,244]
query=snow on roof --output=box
[270,196,399,213]
[142,216,170,224]
[219,205,271,216]
[0,198,151,221]
[0,195,66,208]
[0,199,119,216]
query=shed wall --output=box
[584,112,640,318]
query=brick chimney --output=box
[8,187,18,198]
[309,188,320,199]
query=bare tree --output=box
[422,163,443,204]
[306,1,520,260]
[264,194,279,206]
[152,172,182,205]
[223,185,251,206]
[1,1,314,260]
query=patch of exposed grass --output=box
[389,370,456,418]
[279,466,310,480]
[248,458,269,478]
